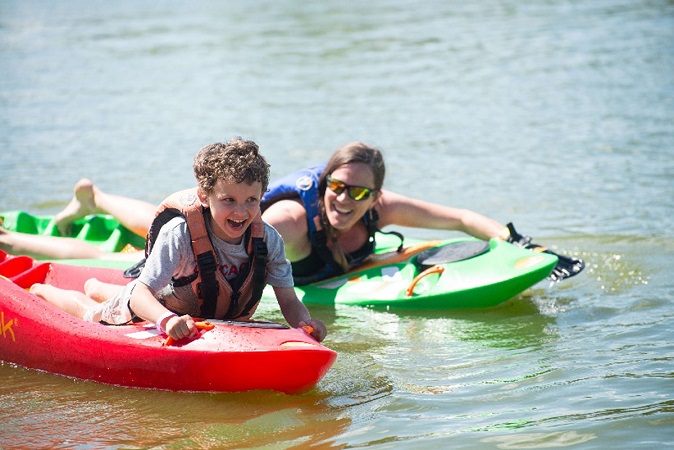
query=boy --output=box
[30,138,327,342]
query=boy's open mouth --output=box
[227,219,246,230]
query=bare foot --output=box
[29,283,48,298]
[0,226,10,252]
[55,179,98,236]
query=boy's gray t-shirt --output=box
[138,216,294,294]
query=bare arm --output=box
[261,199,312,262]
[374,189,506,241]
[129,281,196,340]
[273,286,327,342]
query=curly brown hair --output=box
[193,138,270,194]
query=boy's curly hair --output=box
[193,138,270,194]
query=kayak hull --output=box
[0,253,336,394]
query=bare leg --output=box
[29,283,100,319]
[0,227,144,260]
[55,179,157,237]
[84,278,125,303]
[0,227,108,259]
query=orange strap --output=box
[405,265,444,297]
[163,321,215,347]
[351,240,442,274]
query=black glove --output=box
[505,223,585,282]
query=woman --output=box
[260,142,505,284]
[1,142,507,279]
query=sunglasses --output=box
[326,176,378,201]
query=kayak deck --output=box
[278,237,558,309]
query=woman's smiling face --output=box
[323,162,378,232]
[199,178,262,244]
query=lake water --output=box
[1,0,673,448]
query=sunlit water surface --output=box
[1,0,673,448]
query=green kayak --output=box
[1,210,145,254]
[2,210,558,310]
[264,235,557,310]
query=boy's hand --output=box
[166,314,198,341]
[299,319,327,342]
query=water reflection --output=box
[482,431,598,448]
[2,0,673,446]
[0,363,351,448]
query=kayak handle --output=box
[405,265,444,297]
[163,321,215,347]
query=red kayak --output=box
[0,250,336,394]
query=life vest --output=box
[261,164,325,236]
[131,188,268,320]
[261,164,402,285]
